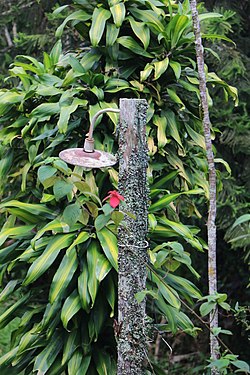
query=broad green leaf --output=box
[49,247,78,304]
[38,165,57,184]
[34,331,64,373]
[31,102,60,118]
[23,233,75,285]
[53,179,73,200]
[128,17,150,49]
[89,8,111,46]
[58,101,79,133]
[117,36,153,58]
[50,40,62,64]
[97,227,118,271]
[62,203,81,227]
[200,301,215,317]
[110,2,126,27]
[56,10,91,38]
[61,289,81,330]
[95,214,110,232]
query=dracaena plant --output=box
[0,0,238,374]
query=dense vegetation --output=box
[0,0,249,374]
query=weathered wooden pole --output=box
[117,98,149,375]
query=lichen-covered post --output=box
[117,98,149,374]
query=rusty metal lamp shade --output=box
[59,108,120,168]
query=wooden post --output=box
[117,98,149,375]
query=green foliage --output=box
[0,0,239,373]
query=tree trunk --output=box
[190,1,220,373]
[117,98,149,375]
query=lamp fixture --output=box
[59,108,120,168]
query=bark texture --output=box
[117,98,149,375]
[190,1,220,373]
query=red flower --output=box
[103,190,124,208]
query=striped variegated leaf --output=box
[153,115,168,149]
[106,276,116,317]
[169,60,181,80]
[0,279,20,302]
[68,348,83,375]
[61,289,81,330]
[152,272,181,309]
[0,292,30,329]
[78,265,91,312]
[33,331,64,374]
[129,8,165,33]
[154,57,169,80]
[0,199,54,217]
[62,329,80,366]
[149,189,203,213]
[89,8,111,46]
[0,225,34,247]
[23,233,75,285]
[128,17,150,49]
[80,49,102,71]
[87,241,101,306]
[110,2,126,27]
[106,23,120,46]
[140,63,153,82]
[96,253,112,282]
[165,274,202,299]
[117,36,153,58]
[55,10,91,38]
[97,227,118,271]
[49,247,78,304]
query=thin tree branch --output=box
[190,1,220,374]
